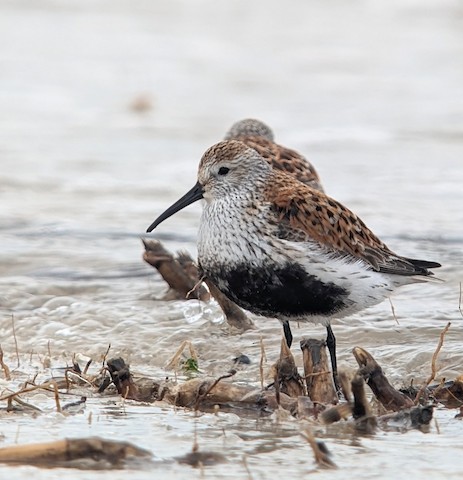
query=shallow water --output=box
[0,0,463,478]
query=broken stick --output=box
[301,339,338,405]
[142,239,209,301]
[273,338,305,400]
[143,238,255,330]
[0,437,151,467]
[204,279,254,331]
[353,347,414,411]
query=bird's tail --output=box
[406,258,443,283]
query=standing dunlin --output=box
[147,141,441,385]
[225,118,324,191]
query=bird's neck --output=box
[197,189,270,270]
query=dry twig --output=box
[0,381,65,412]
[186,275,207,300]
[414,322,451,404]
[83,358,92,375]
[11,315,20,368]
[459,282,463,318]
[259,337,266,390]
[388,298,399,325]
[242,455,254,480]
[165,340,198,371]
[102,344,111,366]
[52,382,62,413]
[10,396,42,412]
[0,346,11,380]
[194,370,237,410]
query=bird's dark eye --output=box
[218,167,230,176]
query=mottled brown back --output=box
[265,170,439,275]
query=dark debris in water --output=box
[379,405,434,432]
[233,354,251,365]
[176,450,228,467]
[0,437,152,470]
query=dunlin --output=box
[147,141,441,385]
[225,118,324,191]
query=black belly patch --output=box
[207,262,348,318]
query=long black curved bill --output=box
[146,181,204,232]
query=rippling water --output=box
[1,0,463,478]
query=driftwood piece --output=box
[378,405,434,431]
[350,375,378,433]
[353,347,414,411]
[161,375,297,413]
[102,357,297,413]
[320,373,377,432]
[204,279,254,331]
[319,403,353,424]
[322,386,432,434]
[103,358,161,402]
[168,377,297,413]
[175,251,202,282]
[321,352,438,433]
[142,239,209,301]
[142,239,255,330]
[273,338,305,400]
[176,450,227,467]
[102,357,140,399]
[100,343,451,426]
[301,339,338,405]
[297,396,317,419]
[431,379,463,408]
[0,437,151,468]
[351,374,369,418]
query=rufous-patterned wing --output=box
[236,135,324,192]
[265,171,435,276]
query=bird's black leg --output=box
[283,320,293,348]
[326,324,340,393]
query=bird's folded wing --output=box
[266,172,440,276]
